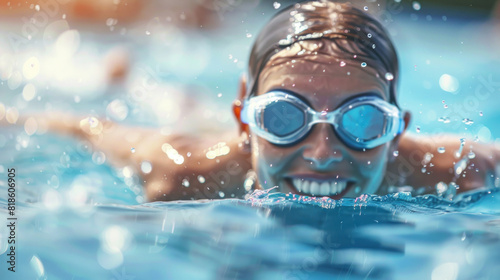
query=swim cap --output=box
[246,0,399,106]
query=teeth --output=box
[294,179,302,192]
[291,178,349,196]
[320,182,330,196]
[330,181,338,194]
[310,182,320,195]
[302,180,310,193]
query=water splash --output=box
[462,118,474,125]
[438,117,450,124]
[242,186,500,213]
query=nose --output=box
[302,124,344,170]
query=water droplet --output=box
[435,182,448,194]
[106,99,128,121]
[438,117,450,123]
[367,161,371,165]
[130,148,135,153]
[182,179,190,187]
[412,1,421,11]
[443,104,448,109]
[22,83,37,101]
[174,156,184,165]
[219,191,225,198]
[479,111,483,116]
[35,4,40,11]
[356,138,360,142]
[437,147,446,153]
[467,151,476,159]
[273,2,281,9]
[462,118,474,125]
[439,74,459,93]
[217,93,222,98]
[367,33,372,38]
[92,151,106,165]
[187,152,192,157]
[416,126,421,133]
[393,150,399,157]
[23,57,40,80]
[385,73,394,81]
[141,161,152,174]
[106,18,117,26]
[197,175,205,183]
[421,167,426,173]
[246,33,252,38]
[454,158,468,175]
[361,62,367,68]
[145,30,150,35]
[363,6,368,10]
[340,61,346,67]
[354,186,361,194]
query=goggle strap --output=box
[240,101,249,124]
[397,117,405,134]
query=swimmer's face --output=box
[245,40,404,198]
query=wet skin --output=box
[244,41,404,198]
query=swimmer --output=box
[3,0,500,201]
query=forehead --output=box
[256,41,390,109]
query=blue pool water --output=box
[2,182,500,279]
[2,2,500,280]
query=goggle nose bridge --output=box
[308,108,340,128]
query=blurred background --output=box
[1,0,500,148]
[1,3,500,277]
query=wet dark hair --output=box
[246,0,400,106]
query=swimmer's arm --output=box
[385,134,500,194]
[3,112,253,201]
[2,112,171,171]
[32,113,166,169]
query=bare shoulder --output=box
[143,131,253,201]
[387,133,500,194]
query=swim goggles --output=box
[240,90,405,150]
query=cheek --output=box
[353,145,390,178]
[251,136,288,166]
[250,135,301,181]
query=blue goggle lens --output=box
[341,104,385,140]
[263,101,305,137]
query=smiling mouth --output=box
[284,176,355,199]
